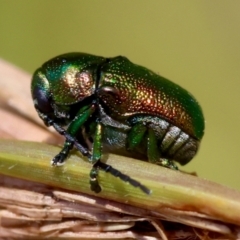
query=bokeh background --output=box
[0,1,240,190]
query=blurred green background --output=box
[0,1,240,190]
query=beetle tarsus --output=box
[51,153,66,166]
[90,167,102,193]
[158,158,178,170]
[90,180,102,193]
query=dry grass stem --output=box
[1,59,240,239]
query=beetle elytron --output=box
[31,53,205,194]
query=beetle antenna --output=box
[97,161,151,195]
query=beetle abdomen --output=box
[99,113,199,166]
[129,115,199,165]
[159,123,199,165]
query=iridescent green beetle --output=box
[31,53,205,194]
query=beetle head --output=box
[31,53,106,125]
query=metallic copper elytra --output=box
[99,62,196,138]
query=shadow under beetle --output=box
[31,53,205,194]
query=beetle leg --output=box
[52,105,95,166]
[126,123,147,151]
[51,141,74,166]
[97,161,152,194]
[90,122,151,194]
[89,122,102,193]
[147,128,160,162]
[41,114,90,158]
[157,158,178,170]
[51,121,90,157]
[147,128,178,170]
[127,124,162,163]
[127,122,179,170]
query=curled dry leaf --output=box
[0,59,240,239]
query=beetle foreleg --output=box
[51,121,90,157]
[51,141,73,166]
[52,105,95,165]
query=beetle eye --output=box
[32,87,53,113]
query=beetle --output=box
[31,53,205,194]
